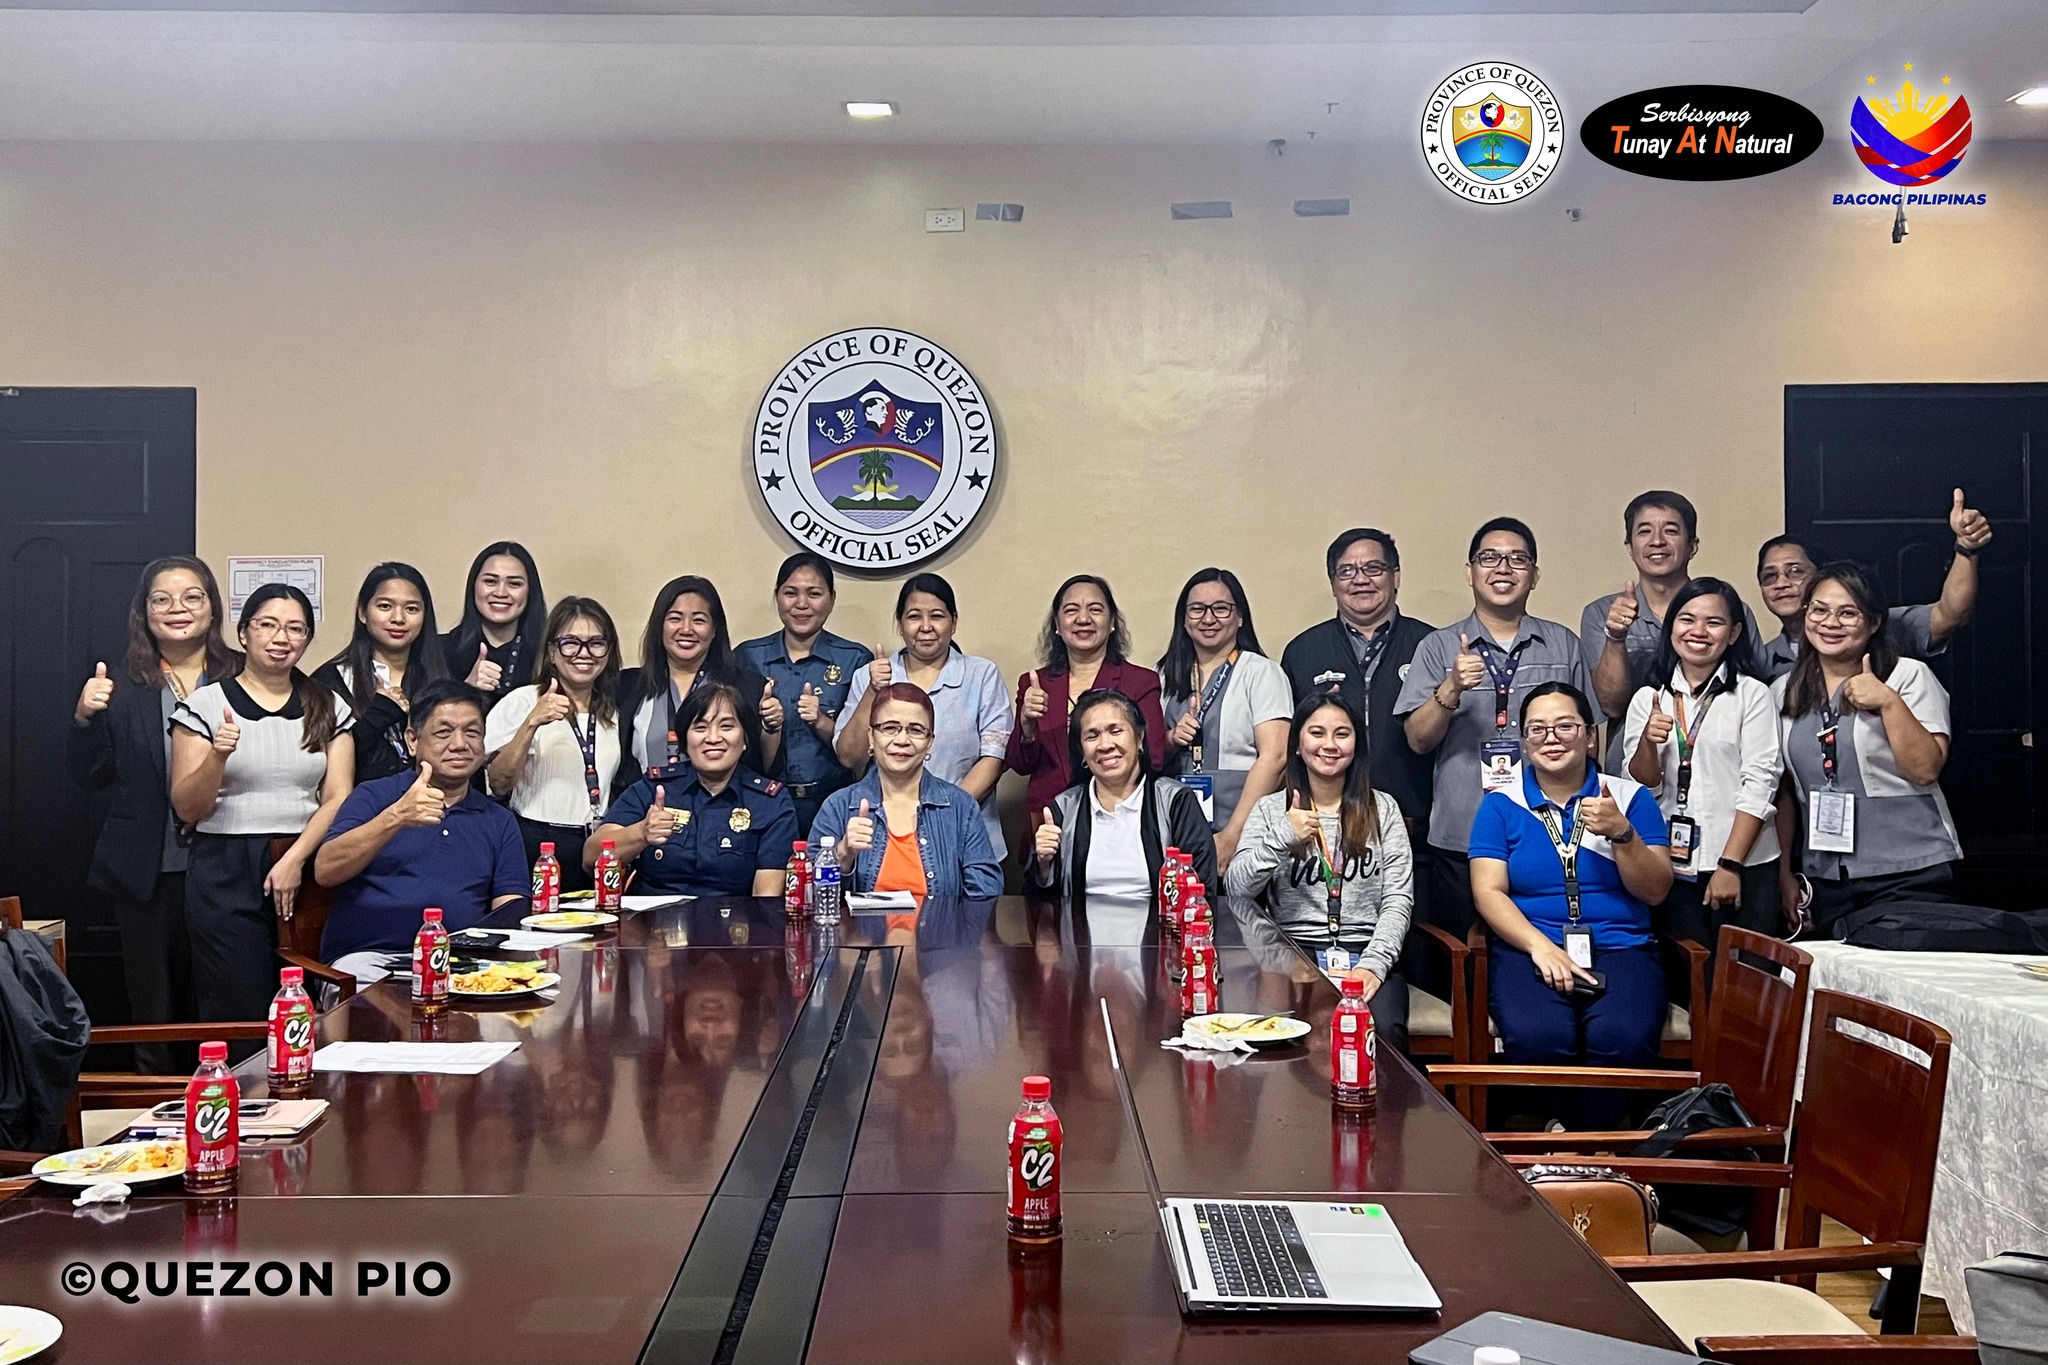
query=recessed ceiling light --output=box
[846,102,897,120]
[2009,87,2048,106]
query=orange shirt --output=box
[876,826,928,901]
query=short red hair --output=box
[870,681,936,726]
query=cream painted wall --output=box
[1,137,2043,711]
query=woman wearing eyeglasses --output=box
[68,557,239,1067]
[485,597,624,892]
[1156,568,1292,869]
[812,683,1003,901]
[1773,562,1960,938]
[171,584,355,1024]
[1469,683,1671,1123]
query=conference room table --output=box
[1,893,1687,1363]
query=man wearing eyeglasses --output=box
[1754,489,1990,680]
[1280,528,1437,828]
[1395,517,1596,937]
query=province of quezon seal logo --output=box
[1421,61,1564,205]
[754,328,996,570]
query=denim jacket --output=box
[809,768,1004,900]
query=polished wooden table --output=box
[4,894,1685,1364]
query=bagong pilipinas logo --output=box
[1421,61,1564,205]
[1853,68,1972,186]
[753,328,996,570]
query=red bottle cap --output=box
[540,841,555,854]
[1021,1075,1052,1102]
[601,838,616,850]
[1165,846,1183,860]
[199,1041,228,1063]
[1340,975,1366,997]
[423,907,444,923]
[279,966,303,987]
[794,840,809,852]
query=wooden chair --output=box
[1405,922,1475,1064]
[1518,991,1951,1348]
[1433,928,1809,1161]
[1691,1338,1979,1363]
[0,895,65,973]
[270,835,334,960]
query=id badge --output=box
[1183,772,1215,823]
[1319,945,1354,976]
[1667,814,1699,880]
[1809,790,1856,854]
[1563,925,1594,971]
[1479,738,1521,793]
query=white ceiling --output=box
[0,0,2040,142]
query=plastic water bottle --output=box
[814,836,843,925]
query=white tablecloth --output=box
[1801,942,2048,1331]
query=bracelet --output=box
[1431,688,1460,713]
[1954,541,1981,559]
[1717,857,1745,875]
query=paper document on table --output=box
[848,891,919,911]
[472,930,594,951]
[622,894,692,911]
[311,1042,520,1075]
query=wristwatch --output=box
[1954,541,1981,559]
[1717,857,1745,875]
[1609,825,1635,845]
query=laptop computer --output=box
[1098,997,1443,1317]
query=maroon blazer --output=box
[1005,660,1169,814]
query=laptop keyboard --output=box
[1192,1203,1328,1299]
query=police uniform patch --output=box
[730,808,752,832]
[676,809,692,827]
[1399,663,1412,681]
[762,780,782,796]
[825,664,842,684]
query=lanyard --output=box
[1817,692,1842,791]
[659,673,707,769]
[1475,638,1532,734]
[1671,681,1720,812]
[160,662,203,703]
[1346,619,1392,683]
[1311,819,1344,939]
[1535,798,1588,925]
[572,708,603,824]
[499,638,523,695]
[1188,651,1237,772]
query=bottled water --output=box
[815,836,843,925]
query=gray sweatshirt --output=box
[1222,788,1413,981]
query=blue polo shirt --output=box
[320,770,529,960]
[1467,766,1669,949]
[600,766,799,896]
[735,630,873,798]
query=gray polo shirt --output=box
[1580,585,1762,771]
[1394,611,1597,853]
[1758,603,1940,681]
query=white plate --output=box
[519,911,617,931]
[451,971,561,998]
[31,1140,186,1187]
[1184,1013,1312,1048]
[0,1305,63,1365]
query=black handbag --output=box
[1629,1082,1760,1239]
[1838,900,2048,954]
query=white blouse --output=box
[1621,667,1783,870]
[485,684,623,828]
[172,679,353,836]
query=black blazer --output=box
[1279,613,1437,826]
[614,664,777,792]
[66,676,179,902]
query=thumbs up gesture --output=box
[394,762,447,827]
[868,647,894,692]
[759,677,784,734]
[843,797,877,857]
[1842,653,1896,714]
[212,705,242,757]
[530,677,571,728]
[1578,780,1632,840]
[1950,486,1993,552]
[1284,788,1320,851]
[644,784,676,845]
[467,641,504,693]
[1448,632,1487,693]
[75,661,114,723]
[1033,807,1061,868]
[1604,581,1640,642]
[1641,692,1674,746]
[1020,669,1049,739]
[797,682,822,726]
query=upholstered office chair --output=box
[1404,921,1475,1064]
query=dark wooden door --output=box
[0,387,197,1015]
[1785,383,2045,909]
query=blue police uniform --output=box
[599,764,799,897]
[734,630,873,831]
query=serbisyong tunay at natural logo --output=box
[1580,85,1823,181]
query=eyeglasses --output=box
[1184,602,1238,622]
[1758,564,1812,588]
[1334,561,1393,583]
[148,591,210,613]
[1471,550,1536,572]
[1804,604,1867,627]
[872,721,932,741]
[1523,721,1586,742]
[246,618,309,642]
[554,636,611,658]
